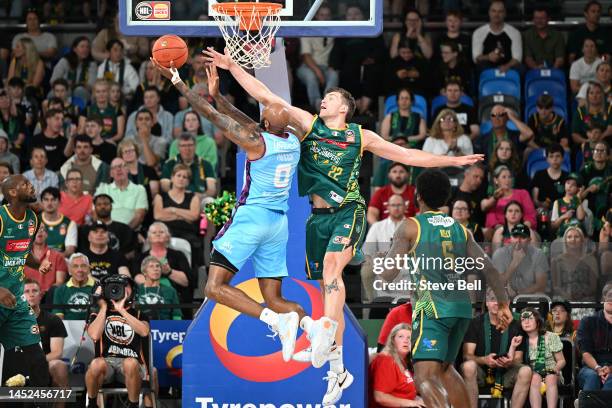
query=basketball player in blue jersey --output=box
[151,59,308,361]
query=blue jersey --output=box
[237,131,300,212]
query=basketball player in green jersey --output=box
[204,47,484,404]
[383,170,513,408]
[0,174,52,386]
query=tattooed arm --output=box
[206,64,257,128]
[150,58,264,158]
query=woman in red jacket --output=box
[369,323,425,407]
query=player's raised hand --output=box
[453,154,485,166]
[0,287,16,308]
[205,64,220,97]
[149,57,180,82]
[202,47,233,70]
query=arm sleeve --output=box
[203,159,216,179]
[55,253,68,273]
[548,332,563,353]
[371,356,400,394]
[65,221,78,247]
[125,112,136,138]
[569,61,580,81]
[506,25,522,62]
[300,38,313,56]
[522,32,533,61]
[369,189,385,213]
[50,58,68,84]
[123,64,140,94]
[517,190,537,226]
[462,317,480,345]
[458,135,474,155]
[577,317,594,355]
[135,185,149,210]
[52,286,63,315]
[49,315,68,338]
[472,26,487,62]
[171,289,182,320]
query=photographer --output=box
[85,275,150,408]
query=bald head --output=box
[262,103,289,134]
[2,174,36,203]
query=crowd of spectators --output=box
[0,1,611,406]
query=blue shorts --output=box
[212,205,289,279]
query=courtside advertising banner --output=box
[150,320,190,387]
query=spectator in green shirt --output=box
[572,82,612,146]
[523,8,565,69]
[52,253,95,320]
[168,111,218,171]
[136,256,182,320]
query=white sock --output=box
[259,307,279,327]
[330,346,344,373]
[300,315,313,333]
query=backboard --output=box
[119,0,383,37]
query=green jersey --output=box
[137,284,182,320]
[411,211,472,319]
[0,205,39,307]
[298,116,365,207]
[52,277,95,320]
[43,214,72,252]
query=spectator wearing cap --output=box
[522,7,565,70]
[576,283,612,391]
[376,303,412,352]
[547,300,575,339]
[367,162,417,225]
[492,223,549,299]
[95,157,148,230]
[59,168,93,226]
[24,148,59,199]
[552,225,599,304]
[81,221,130,280]
[530,144,568,216]
[60,134,110,194]
[526,95,569,151]
[578,141,611,233]
[0,129,19,173]
[483,165,537,232]
[52,253,96,320]
[551,173,588,236]
[472,0,522,73]
[0,88,26,151]
[430,81,479,140]
[161,133,216,202]
[78,194,137,260]
[41,186,78,257]
[24,224,68,297]
[491,201,540,252]
[380,88,426,147]
[475,105,533,162]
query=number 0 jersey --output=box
[238,131,300,213]
[298,115,365,208]
[0,205,39,306]
[411,211,472,319]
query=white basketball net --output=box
[212,3,282,70]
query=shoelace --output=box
[266,324,278,341]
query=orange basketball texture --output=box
[152,35,188,68]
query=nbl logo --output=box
[135,1,171,21]
[134,2,153,19]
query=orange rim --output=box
[212,2,282,31]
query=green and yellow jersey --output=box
[410,211,472,319]
[43,214,71,252]
[298,115,365,208]
[0,205,39,309]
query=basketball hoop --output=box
[212,2,282,70]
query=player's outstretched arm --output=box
[362,129,484,168]
[151,58,262,154]
[381,218,416,283]
[465,230,513,331]
[203,47,313,132]
[206,64,257,127]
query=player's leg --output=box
[204,262,265,318]
[439,318,471,407]
[413,361,450,408]
[259,278,305,319]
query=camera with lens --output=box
[91,275,136,306]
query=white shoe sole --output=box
[323,371,354,406]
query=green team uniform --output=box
[43,214,72,252]
[52,277,95,320]
[137,284,182,320]
[0,205,41,349]
[299,115,366,280]
[410,211,472,363]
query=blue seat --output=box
[480,80,521,99]
[71,96,86,111]
[384,94,427,119]
[575,151,584,171]
[479,69,520,90]
[526,80,566,100]
[525,68,566,92]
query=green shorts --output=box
[0,301,41,349]
[412,309,470,363]
[305,203,366,280]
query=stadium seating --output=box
[524,68,566,94]
[383,94,427,119]
[526,80,566,101]
[479,68,521,99]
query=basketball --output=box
[152,35,188,69]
